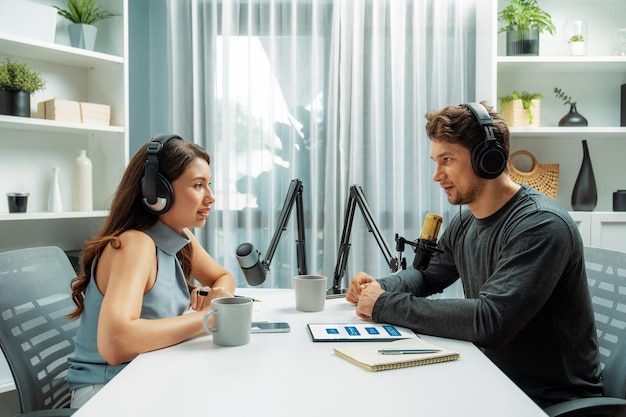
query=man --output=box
[346,102,603,408]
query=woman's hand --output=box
[190,286,234,311]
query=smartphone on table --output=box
[251,322,291,333]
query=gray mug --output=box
[202,297,253,346]
[294,275,327,312]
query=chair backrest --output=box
[583,246,626,399]
[0,246,79,412]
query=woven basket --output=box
[508,150,559,199]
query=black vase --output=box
[558,104,588,127]
[0,90,31,117]
[571,140,597,211]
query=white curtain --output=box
[163,0,477,294]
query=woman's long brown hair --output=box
[67,138,211,319]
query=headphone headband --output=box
[465,103,497,140]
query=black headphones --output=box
[141,134,183,214]
[464,103,507,179]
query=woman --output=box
[66,134,236,407]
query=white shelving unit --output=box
[0,0,128,396]
[478,0,626,216]
[0,0,128,253]
[570,211,626,253]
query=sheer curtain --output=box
[163,0,477,293]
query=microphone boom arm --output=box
[330,185,399,296]
[261,179,308,276]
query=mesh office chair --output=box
[0,247,78,416]
[545,246,626,417]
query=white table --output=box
[73,289,547,417]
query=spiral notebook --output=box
[334,337,460,372]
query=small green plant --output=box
[54,0,118,25]
[568,34,585,43]
[498,0,556,35]
[499,90,543,124]
[553,87,576,106]
[0,58,46,94]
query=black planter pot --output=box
[558,104,588,127]
[506,29,540,56]
[0,90,31,117]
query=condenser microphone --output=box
[413,213,443,271]
[235,243,268,286]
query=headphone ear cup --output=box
[142,174,174,214]
[463,103,508,180]
[472,141,507,180]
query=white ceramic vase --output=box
[48,166,63,212]
[72,150,93,211]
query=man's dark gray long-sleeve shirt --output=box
[372,185,602,407]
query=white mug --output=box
[202,297,253,346]
[294,275,327,312]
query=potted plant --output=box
[54,0,119,51]
[554,87,588,126]
[564,17,588,56]
[499,91,543,127]
[498,0,556,56]
[0,58,46,117]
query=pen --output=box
[377,349,441,355]
[196,290,260,302]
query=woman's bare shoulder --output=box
[106,229,155,254]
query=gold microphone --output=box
[420,213,443,242]
[413,213,443,270]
